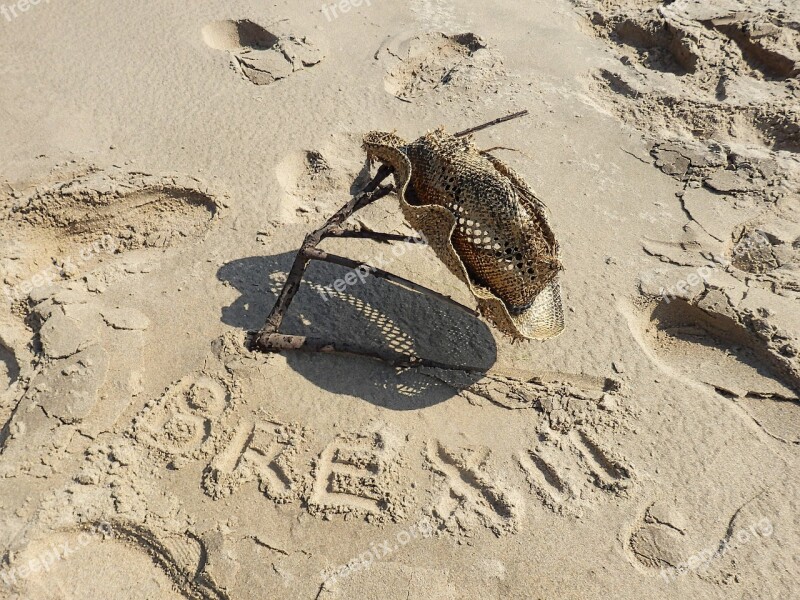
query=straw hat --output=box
[363,128,565,340]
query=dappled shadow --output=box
[217,251,497,409]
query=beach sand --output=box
[0,0,798,598]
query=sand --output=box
[0,0,798,598]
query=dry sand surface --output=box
[1,0,799,599]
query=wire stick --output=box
[454,110,529,137]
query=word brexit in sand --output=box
[131,370,633,536]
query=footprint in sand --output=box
[202,19,323,86]
[623,288,800,444]
[583,2,800,153]
[6,491,230,600]
[628,479,798,594]
[6,527,189,600]
[5,168,222,250]
[0,167,224,305]
[634,194,800,445]
[701,479,800,592]
[272,136,369,225]
[703,14,800,81]
[4,421,238,600]
[627,500,692,573]
[378,31,506,102]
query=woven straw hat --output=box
[363,128,565,340]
